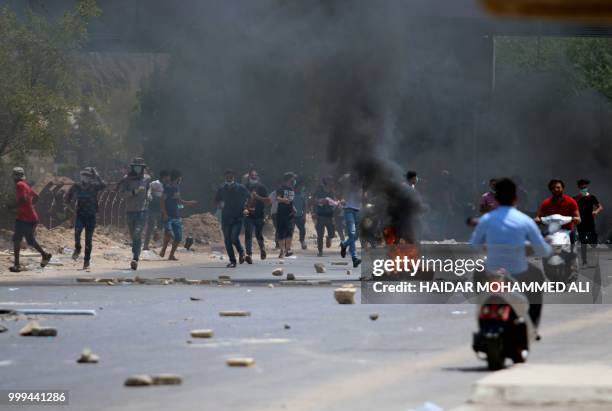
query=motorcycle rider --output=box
[470,178,552,328]
[535,179,580,254]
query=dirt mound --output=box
[182,213,223,245]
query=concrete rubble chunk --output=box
[190,329,214,338]
[96,278,117,283]
[286,273,295,281]
[369,313,379,321]
[19,321,57,337]
[226,358,255,367]
[314,263,326,273]
[467,364,612,407]
[151,374,182,385]
[124,375,154,387]
[0,325,7,333]
[334,287,356,304]
[77,349,99,364]
[272,268,283,276]
[219,311,250,317]
[267,284,274,288]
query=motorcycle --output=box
[472,270,537,371]
[539,214,577,283]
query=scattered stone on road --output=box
[369,313,379,321]
[190,329,214,338]
[284,324,291,330]
[267,283,274,288]
[124,375,154,387]
[218,275,231,281]
[19,321,57,337]
[347,270,351,275]
[96,278,117,284]
[76,277,96,283]
[314,263,326,273]
[331,261,349,266]
[189,297,201,301]
[0,325,7,333]
[334,287,356,304]
[226,358,255,367]
[77,349,99,364]
[151,374,182,385]
[184,279,201,285]
[219,311,251,317]
[272,268,283,276]
[286,273,295,281]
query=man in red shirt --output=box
[10,167,52,272]
[535,179,581,230]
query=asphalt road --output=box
[1,249,612,411]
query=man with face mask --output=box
[160,169,197,261]
[65,167,106,270]
[215,169,250,268]
[574,179,603,265]
[9,167,52,272]
[117,157,151,270]
[243,169,270,263]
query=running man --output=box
[10,167,52,272]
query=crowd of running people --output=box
[8,158,606,275]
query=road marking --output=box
[249,307,612,411]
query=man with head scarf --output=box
[10,167,52,272]
[117,157,151,270]
[65,167,106,270]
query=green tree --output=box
[0,0,100,161]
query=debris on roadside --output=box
[77,349,99,364]
[226,358,255,367]
[190,329,214,338]
[219,311,250,317]
[284,324,291,330]
[267,283,274,288]
[0,325,7,333]
[286,273,295,281]
[189,297,201,301]
[272,268,283,276]
[334,287,356,304]
[331,261,349,266]
[314,263,326,273]
[218,275,231,281]
[19,321,57,337]
[76,277,96,283]
[346,270,351,275]
[369,313,379,321]
[124,375,154,387]
[151,374,182,385]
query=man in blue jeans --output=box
[215,169,250,268]
[117,157,151,270]
[339,175,363,268]
[243,169,270,262]
[65,167,106,270]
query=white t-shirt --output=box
[149,180,164,199]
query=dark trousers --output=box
[293,215,306,243]
[315,215,335,252]
[578,229,598,263]
[244,217,265,255]
[75,213,96,262]
[222,220,244,263]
